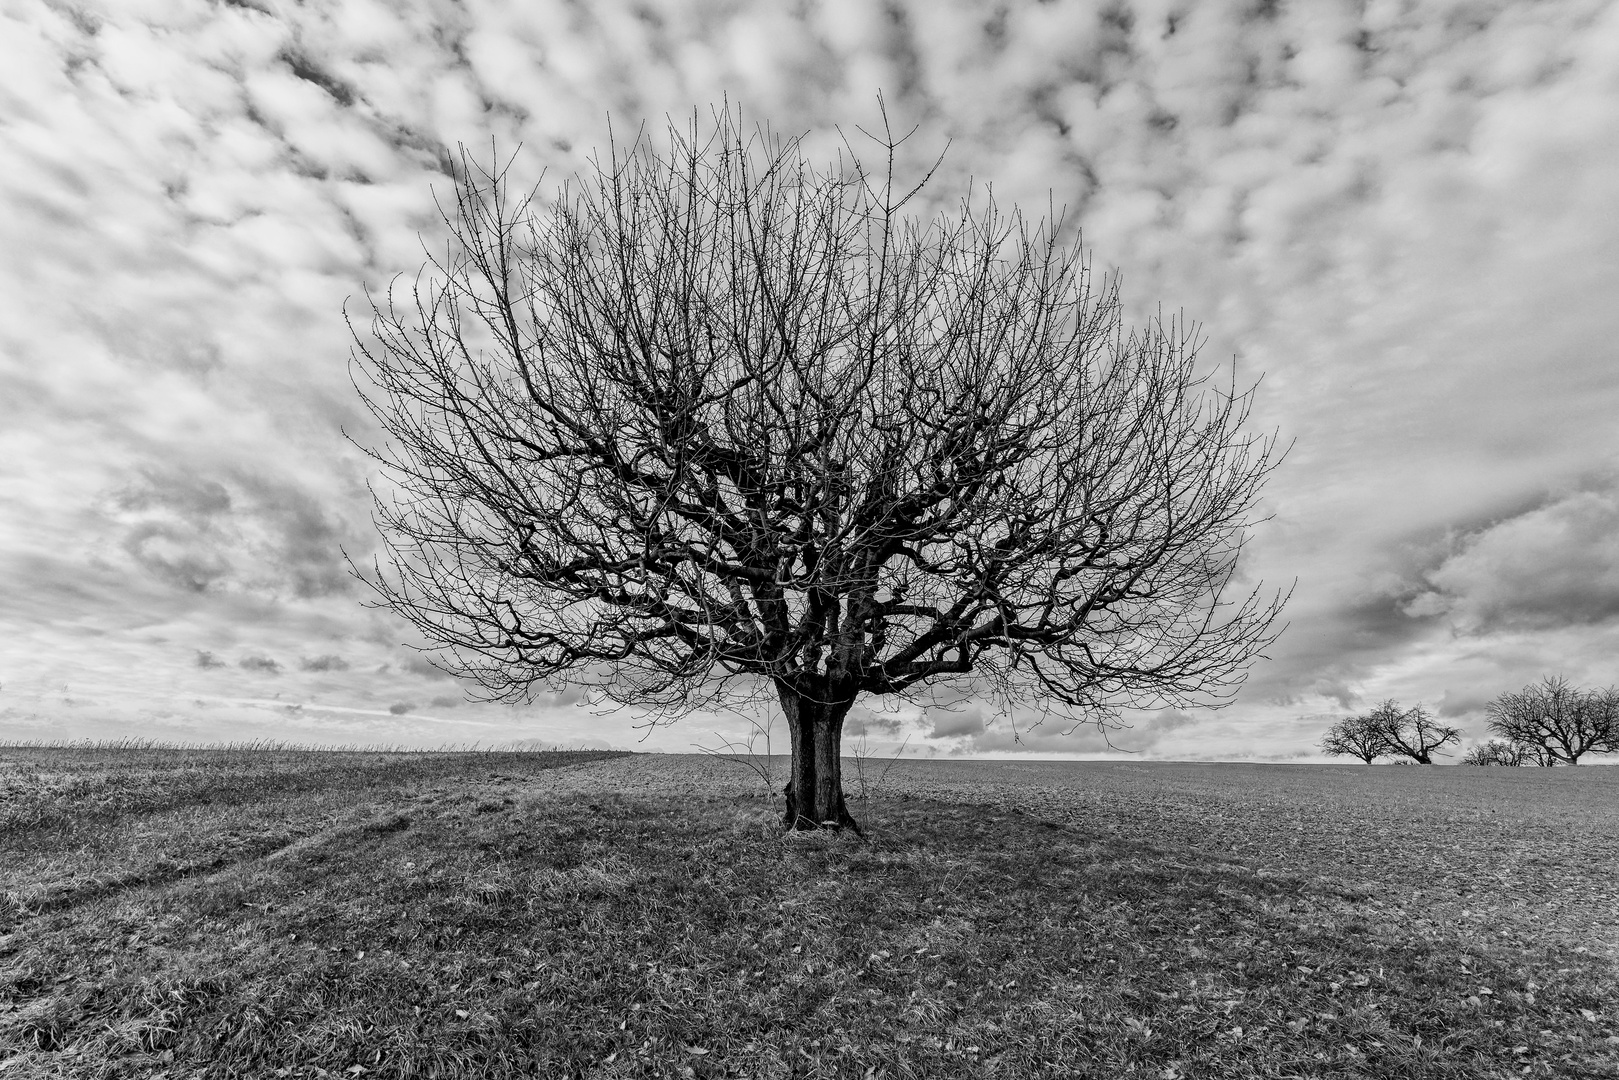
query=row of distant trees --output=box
[1320,677,1619,765]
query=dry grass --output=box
[0,742,617,835]
[0,751,1614,1078]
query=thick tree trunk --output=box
[778,685,861,834]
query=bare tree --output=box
[1485,677,1619,765]
[1461,737,1528,767]
[1319,714,1387,764]
[1519,739,1560,767]
[349,107,1287,831]
[1360,700,1460,764]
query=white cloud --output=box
[4,0,1619,760]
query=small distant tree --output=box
[1461,737,1528,767]
[350,107,1287,833]
[1361,700,1460,764]
[1319,714,1387,763]
[1519,739,1559,767]
[1485,676,1619,765]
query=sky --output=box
[3,0,1619,762]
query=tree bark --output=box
[778,684,861,834]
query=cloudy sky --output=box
[3,0,1618,761]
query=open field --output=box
[1,749,1615,1079]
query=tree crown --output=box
[1485,676,1619,764]
[350,108,1286,729]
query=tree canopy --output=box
[1319,713,1386,764]
[1321,701,1459,765]
[350,108,1287,828]
[1485,676,1618,765]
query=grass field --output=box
[0,748,1615,1079]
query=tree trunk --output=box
[778,684,861,834]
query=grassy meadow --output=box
[0,747,1615,1079]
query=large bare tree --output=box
[1485,676,1618,765]
[1358,700,1460,764]
[1319,714,1387,764]
[350,110,1287,831]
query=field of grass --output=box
[1,748,1615,1078]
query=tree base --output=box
[781,782,864,837]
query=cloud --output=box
[926,704,989,739]
[1129,709,1197,743]
[195,650,227,669]
[113,472,235,593]
[401,654,454,680]
[955,707,1131,756]
[300,654,351,672]
[104,467,358,603]
[1406,487,1619,632]
[1434,686,1494,720]
[4,0,1619,762]
[844,706,905,740]
[238,655,282,674]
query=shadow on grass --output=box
[1,791,1614,1079]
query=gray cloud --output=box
[926,704,989,740]
[116,470,232,519]
[954,707,1204,757]
[845,706,905,739]
[1406,487,1619,632]
[401,655,453,680]
[965,716,1129,756]
[239,655,282,674]
[1128,709,1197,743]
[300,654,350,672]
[104,466,357,602]
[123,521,232,593]
[1434,687,1495,720]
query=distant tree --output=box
[1461,737,1528,767]
[1518,739,1560,767]
[350,107,1288,832]
[1319,714,1387,763]
[1485,676,1619,765]
[1360,700,1460,764]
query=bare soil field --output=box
[0,748,1614,1078]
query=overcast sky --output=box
[3,0,1618,761]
